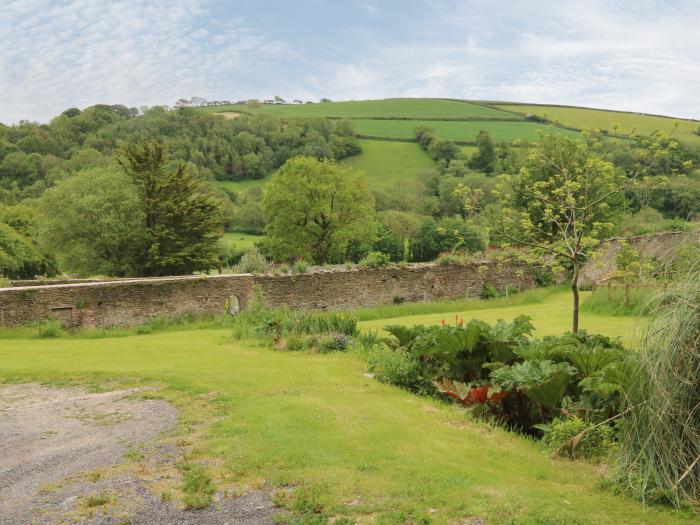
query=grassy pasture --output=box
[221,232,263,251]
[218,139,437,195]
[0,292,692,524]
[353,119,583,142]
[494,104,700,145]
[202,98,516,119]
[341,139,435,189]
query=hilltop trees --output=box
[263,157,375,264]
[119,141,222,276]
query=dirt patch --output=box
[0,384,279,524]
[217,111,241,119]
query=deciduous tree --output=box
[263,157,375,263]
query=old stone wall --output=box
[581,230,700,285]
[0,262,534,328]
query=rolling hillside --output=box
[492,103,700,145]
[207,98,698,200]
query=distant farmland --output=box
[205,98,697,201]
[352,118,581,142]
[493,103,700,145]
[200,98,516,119]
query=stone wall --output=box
[580,230,700,285]
[0,261,535,329]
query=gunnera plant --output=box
[615,271,700,507]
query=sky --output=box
[1,0,699,124]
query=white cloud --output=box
[1,0,698,122]
[0,0,292,123]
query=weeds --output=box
[37,318,63,338]
[180,462,215,509]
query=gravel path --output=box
[0,384,279,524]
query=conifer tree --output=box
[119,140,222,276]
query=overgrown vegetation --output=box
[614,274,700,507]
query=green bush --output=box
[235,246,272,274]
[480,283,498,299]
[318,333,353,353]
[538,416,615,461]
[359,251,391,269]
[37,318,63,338]
[366,343,428,393]
[292,259,310,273]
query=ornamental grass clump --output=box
[615,272,700,507]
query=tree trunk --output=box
[571,259,580,333]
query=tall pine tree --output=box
[119,140,222,276]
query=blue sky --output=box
[1,0,699,123]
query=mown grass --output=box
[353,286,565,321]
[358,290,643,346]
[341,139,435,189]
[0,295,692,523]
[201,98,515,119]
[221,232,263,251]
[353,119,583,142]
[494,104,700,145]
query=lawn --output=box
[353,119,583,142]
[201,98,516,119]
[1,292,692,524]
[494,104,700,145]
[359,290,641,346]
[341,139,435,189]
[221,232,263,251]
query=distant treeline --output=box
[0,105,361,200]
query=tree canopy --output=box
[263,157,375,264]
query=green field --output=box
[494,103,700,144]
[353,119,583,142]
[203,98,516,119]
[218,139,437,195]
[0,291,692,524]
[341,139,436,189]
[221,232,263,251]
[219,178,270,193]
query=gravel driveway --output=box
[0,383,278,524]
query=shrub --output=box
[37,318,63,338]
[292,259,310,273]
[537,416,615,461]
[437,253,461,266]
[359,251,390,269]
[480,283,498,299]
[534,266,556,287]
[318,333,353,353]
[366,343,428,393]
[235,246,272,274]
